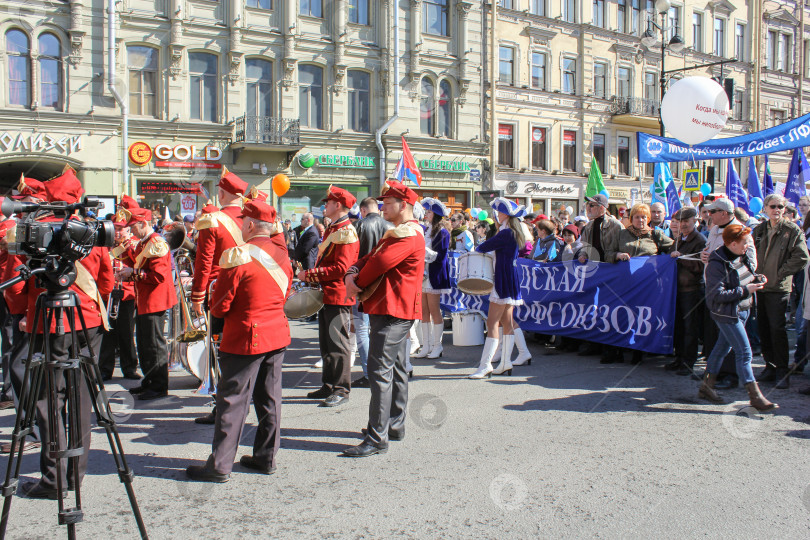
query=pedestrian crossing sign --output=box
[683,169,700,191]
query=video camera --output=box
[0,196,115,291]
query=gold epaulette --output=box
[141,236,169,259]
[383,222,421,240]
[110,244,127,258]
[219,244,252,269]
[330,225,359,244]
[196,213,218,230]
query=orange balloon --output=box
[272,174,290,197]
[465,208,472,214]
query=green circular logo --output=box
[298,152,316,169]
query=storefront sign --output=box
[317,155,375,168]
[153,161,221,169]
[139,181,203,194]
[129,142,152,166]
[505,181,578,196]
[128,142,222,167]
[180,194,197,217]
[418,159,471,173]
[0,132,82,155]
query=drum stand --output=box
[0,290,148,539]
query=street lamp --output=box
[642,0,686,135]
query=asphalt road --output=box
[2,320,809,538]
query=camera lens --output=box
[96,221,115,248]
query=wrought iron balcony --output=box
[609,96,661,117]
[234,115,300,145]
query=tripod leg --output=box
[0,299,47,537]
[75,303,148,539]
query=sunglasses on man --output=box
[768,204,785,210]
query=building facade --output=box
[0,0,488,221]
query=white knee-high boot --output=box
[491,336,503,363]
[469,337,499,379]
[405,338,414,376]
[427,323,444,358]
[413,320,431,358]
[512,327,532,366]
[410,320,422,355]
[349,332,357,367]
[493,334,514,375]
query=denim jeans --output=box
[706,310,756,385]
[794,296,807,364]
[352,302,370,377]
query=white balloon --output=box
[660,77,729,145]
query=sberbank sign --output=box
[318,154,375,168]
[418,159,471,173]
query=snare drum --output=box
[180,340,208,381]
[284,281,325,319]
[451,311,485,346]
[457,252,494,295]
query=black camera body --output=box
[1,196,115,291]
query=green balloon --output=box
[478,210,488,220]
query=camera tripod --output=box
[0,272,147,539]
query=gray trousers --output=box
[318,304,352,396]
[364,315,411,446]
[207,348,284,474]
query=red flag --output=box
[400,136,422,186]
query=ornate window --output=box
[347,70,370,132]
[420,78,454,137]
[424,0,449,36]
[246,58,273,117]
[6,30,30,107]
[38,33,62,110]
[299,64,323,129]
[128,46,158,117]
[420,78,435,135]
[189,52,217,121]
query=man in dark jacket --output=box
[751,194,810,388]
[351,198,392,387]
[293,212,319,272]
[666,208,707,377]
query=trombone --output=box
[197,279,221,396]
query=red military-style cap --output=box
[120,194,140,209]
[125,207,152,226]
[44,165,84,204]
[380,180,418,206]
[217,167,248,196]
[0,219,15,240]
[12,175,47,201]
[239,200,277,223]
[320,185,356,208]
[245,185,269,202]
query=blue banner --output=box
[441,253,678,354]
[638,111,810,162]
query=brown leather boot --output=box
[698,373,724,403]
[745,382,779,412]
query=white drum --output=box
[451,311,485,347]
[180,340,208,382]
[457,252,494,295]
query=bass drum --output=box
[457,252,495,295]
[284,282,324,319]
[180,340,207,382]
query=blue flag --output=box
[725,159,749,212]
[652,163,673,214]
[785,148,810,206]
[763,155,774,196]
[747,156,763,201]
[665,179,681,219]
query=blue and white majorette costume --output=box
[475,197,526,306]
[421,197,451,294]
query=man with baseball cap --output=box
[186,200,293,482]
[299,186,359,408]
[342,180,425,457]
[115,207,178,401]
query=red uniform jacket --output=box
[8,247,114,333]
[110,249,136,301]
[210,235,293,355]
[191,204,243,303]
[303,216,359,306]
[353,220,425,319]
[1,252,28,315]
[121,233,178,315]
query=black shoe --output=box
[408,370,414,379]
[136,390,168,401]
[123,372,142,380]
[194,411,216,425]
[320,393,349,408]
[714,377,739,390]
[306,387,332,399]
[676,365,694,377]
[129,385,146,395]
[304,314,318,322]
[757,366,777,382]
[341,441,388,458]
[239,455,276,475]
[799,386,810,395]
[361,428,404,441]
[774,370,790,390]
[21,481,65,500]
[185,465,229,483]
[352,376,370,388]
[664,360,682,371]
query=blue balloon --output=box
[599,189,610,199]
[749,197,763,214]
[699,183,712,196]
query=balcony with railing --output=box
[233,115,301,146]
[609,97,662,130]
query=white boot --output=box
[349,332,357,368]
[412,321,431,358]
[410,321,422,355]
[469,337,499,379]
[314,359,323,368]
[491,336,503,363]
[512,327,532,366]
[427,323,444,359]
[493,334,514,375]
[405,340,414,377]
